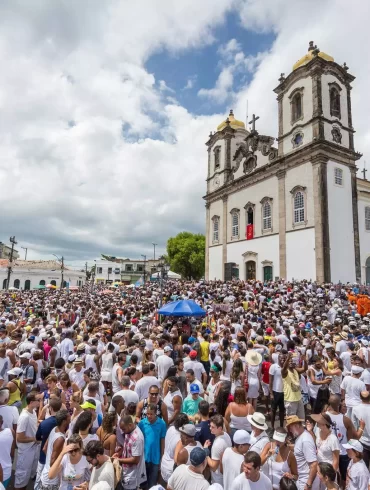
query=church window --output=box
[294,191,305,224]
[292,132,304,148]
[292,93,302,123]
[214,146,221,170]
[334,167,343,186]
[212,216,220,243]
[330,87,341,119]
[263,201,272,230]
[230,209,240,239]
[366,207,370,231]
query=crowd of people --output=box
[0,279,370,490]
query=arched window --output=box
[294,191,305,224]
[214,146,221,170]
[292,93,302,121]
[24,280,31,290]
[230,209,240,239]
[330,87,341,119]
[51,280,57,286]
[2,279,7,289]
[365,207,370,231]
[263,201,272,230]
[14,279,20,289]
[247,207,254,226]
[39,279,46,286]
[212,216,220,243]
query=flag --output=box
[135,276,144,287]
[246,224,254,240]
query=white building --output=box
[205,41,370,284]
[0,259,85,290]
[94,257,162,284]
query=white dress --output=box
[247,364,260,399]
[101,352,114,382]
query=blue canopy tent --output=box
[158,299,206,317]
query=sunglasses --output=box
[149,392,159,396]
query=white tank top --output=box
[41,428,66,485]
[85,354,98,371]
[112,364,121,393]
[263,451,291,490]
[230,405,252,431]
[185,442,202,465]
[163,390,182,422]
[326,411,348,455]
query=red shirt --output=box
[43,341,51,361]
[261,361,271,384]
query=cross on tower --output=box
[248,114,260,132]
[362,163,368,180]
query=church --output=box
[204,41,370,284]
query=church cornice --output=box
[206,125,237,147]
[278,115,355,142]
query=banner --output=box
[246,224,254,240]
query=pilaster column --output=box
[277,94,284,156]
[311,71,324,141]
[311,155,330,282]
[222,194,228,280]
[350,167,361,282]
[205,203,210,281]
[277,169,287,279]
[346,84,354,150]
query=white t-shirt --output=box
[347,459,370,490]
[156,355,174,381]
[231,471,272,490]
[134,376,161,401]
[222,447,245,490]
[60,454,90,490]
[186,378,204,395]
[0,428,13,480]
[211,432,232,484]
[186,361,206,382]
[269,364,283,392]
[167,464,210,490]
[0,405,19,430]
[335,340,348,355]
[110,389,139,409]
[16,408,37,450]
[340,376,366,408]
[161,426,181,481]
[294,430,317,487]
[315,432,340,464]
[121,427,146,489]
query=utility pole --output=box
[21,247,28,260]
[52,254,64,288]
[141,255,147,283]
[152,243,157,261]
[6,236,17,290]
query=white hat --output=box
[164,346,173,352]
[343,439,363,452]
[19,352,31,359]
[273,430,287,443]
[247,412,268,430]
[7,367,23,376]
[352,366,364,374]
[233,430,255,445]
[246,350,262,366]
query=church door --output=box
[366,257,370,285]
[246,261,256,280]
[263,266,273,281]
[24,280,31,290]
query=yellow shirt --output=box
[283,369,302,402]
[200,341,210,362]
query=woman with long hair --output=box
[225,386,254,438]
[317,462,338,490]
[58,372,79,415]
[68,392,84,436]
[72,410,98,448]
[260,427,298,489]
[221,350,233,381]
[230,358,245,394]
[96,412,117,456]
[306,413,340,472]
[205,362,222,404]
[214,380,232,417]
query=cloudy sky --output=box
[1,0,369,269]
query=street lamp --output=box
[52,254,64,288]
[158,257,170,307]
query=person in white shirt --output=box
[343,439,370,490]
[167,446,210,490]
[205,414,232,486]
[110,376,139,410]
[269,355,285,429]
[134,364,160,401]
[69,359,86,389]
[221,430,255,490]
[186,351,207,384]
[156,346,174,383]
[59,332,74,362]
[231,451,272,490]
[335,333,348,355]
[340,366,366,421]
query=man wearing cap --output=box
[221,430,255,490]
[341,365,366,421]
[247,412,270,455]
[286,415,318,490]
[69,358,85,389]
[336,332,349,355]
[186,351,207,386]
[156,346,174,383]
[185,369,204,396]
[167,447,209,490]
[182,384,204,420]
[175,424,202,466]
[19,352,35,393]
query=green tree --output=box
[167,232,205,280]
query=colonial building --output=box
[204,42,370,284]
[94,256,162,284]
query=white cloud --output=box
[198,67,234,103]
[183,75,197,90]
[159,80,175,93]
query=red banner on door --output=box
[246,224,254,240]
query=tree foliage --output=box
[167,232,205,280]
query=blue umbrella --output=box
[158,299,206,317]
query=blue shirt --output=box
[36,416,57,464]
[138,417,166,464]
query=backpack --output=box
[25,364,37,385]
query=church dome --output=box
[293,41,334,71]
[217,109,245,131]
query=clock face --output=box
[214,177,220,188]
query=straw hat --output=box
[285,415,304,426]
[246,350,262,366]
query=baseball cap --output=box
[189,447,207,466]
[343,439,363,452]
[352,366,364,374]
[233,429,254,445]
[81,400,97,410]
[189,350,198,359]
[19,352,31,359]
[179,424,196,437]
[188,337,196,344]
[190,383,200,394]
[164,346,173,353]
[7,367,23,377]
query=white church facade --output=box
[204,42,370,284]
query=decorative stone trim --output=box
[260,197,273,234]
[278,115,354,142]
[230,208,240,241]
[290,186,308,228]
[289,87,305,125]
[292,131,304,149]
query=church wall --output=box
[209,199,224,245]
[358,193,370,283]
[208,245,223,280]
[321,74,348,125]
[327,162,356,282]
[323,121,349,149]
[226,176,279,241]
[284,162,315,232]
[283,124,313,155]
[226,234,280,281]
[286,228,316,280]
